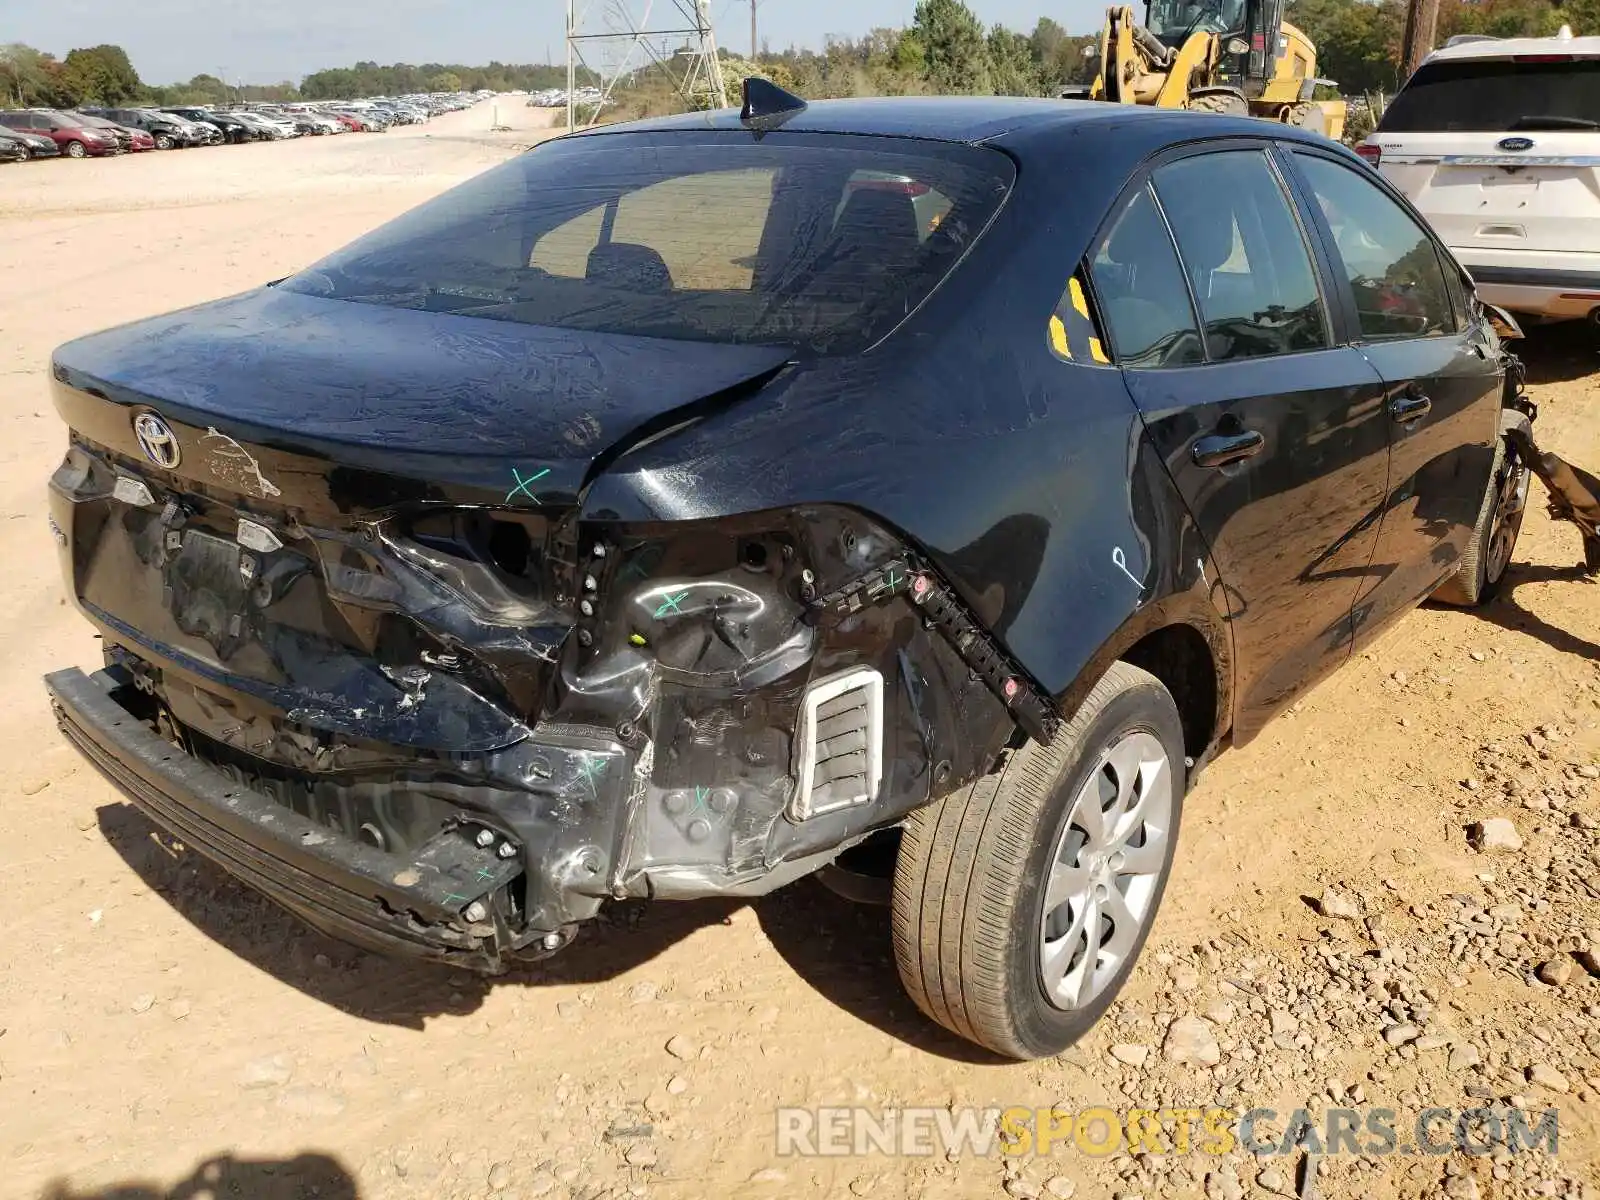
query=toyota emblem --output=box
[132,410,181,469]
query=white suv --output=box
[1361,26,1600,324]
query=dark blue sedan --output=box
[43,85,1524,1058]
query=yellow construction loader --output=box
[1073,0,1346,139]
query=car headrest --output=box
[1159,189,1236,273]
[586,242,673,293]
[1105,196,1163,268]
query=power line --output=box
[565,0,729,132]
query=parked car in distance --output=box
[225,111,284,140]
[0,108,120,157]
[278,107,339,135]
[67,112,147,153]
[0,124,61,160]
[244,110,300,138]
[162,107,252,144]
[373,102,424,125]
[330,108,388,131]
[87,107,193,150]
[176,112,223,145]
[1361,26,1600,325]
[43,96,1530,1060]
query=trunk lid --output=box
[52,285,792,502]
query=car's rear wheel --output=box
[154,134,173,150]
[891,661,1184,1059]
[63,140,87,159]
[1433,417,1530,606]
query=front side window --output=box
[1293,153,1455,341]
[282,134,1014,356]
[1152,150,1330,362]
[1146,0,1249,39]
[1090,185,1204,369]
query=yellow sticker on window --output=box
[1048,314,1071,359]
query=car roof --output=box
[569,95,1321,148]
[1425,26,1600,62]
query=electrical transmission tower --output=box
[564,0,729,134]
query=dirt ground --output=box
[2,102,1598,1200]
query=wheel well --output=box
[1119,623,1218,760]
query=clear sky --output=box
[8,0,1110,86]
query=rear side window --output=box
[1151,150,1330,362]
[1089,185,1204,369]
[283,134,1014,355]
[1379,59,1600,133]
[1293,154,1455,341]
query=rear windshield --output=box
[1379,58,1600,132]
[281,133,1014,355]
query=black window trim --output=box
[1278,143,1476,346]
[1085,136,1344,370]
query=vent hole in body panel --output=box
[790,668,884,821]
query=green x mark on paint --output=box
[506,467,550,504]
[653,590,690,618]
[576,755,607,795]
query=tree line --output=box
[3,0,1596,113]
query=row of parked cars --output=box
[526,86,605,108]
[0,92,479,162]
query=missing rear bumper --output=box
[45,666,574,972]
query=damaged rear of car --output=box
[44,122,1052,969]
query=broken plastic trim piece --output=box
[809,555,1060,745]
[790,667,884,821]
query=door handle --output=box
[1390,392,1433,423]
[1193,429,1265,468]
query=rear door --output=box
[1284,148,1502,643]
[1089,144,1394,740]
[1371,55,1600,271]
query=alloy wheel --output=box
[1486,457,1530,585]
[1039,729,1174,1010]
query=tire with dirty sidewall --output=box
[891,661,1186,1059]
[1432,413,1530,607]
[1188,91,1248,116]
